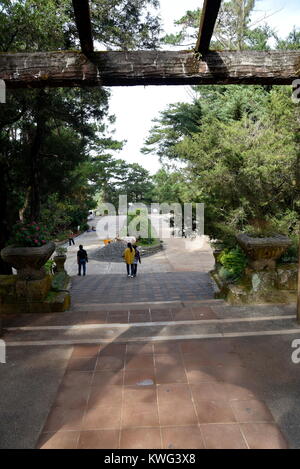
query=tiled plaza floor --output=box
[37,339,290,449]
[1,222,298,449]
[70,272,215,304]
[2,304,219,329]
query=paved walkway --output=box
[63,220,215,276]
[2,300,300,449]
[0,221,299,449]
[36,338,293,450]
[71,273,215,304]
[1,332,298,449]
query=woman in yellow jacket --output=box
[123,243,136,277]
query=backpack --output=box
[134,247,140,261]
[78,249,87,260]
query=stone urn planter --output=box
[0,241,55,280]
[236,233,292,270]
[212,249,223,268]
[53,255,67,273]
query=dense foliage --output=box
[218,247,248,281]
[144,1,300,254]
[1,0,299,278]
[95,161,154,208]
[0,0,161,273]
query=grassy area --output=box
[137,238,161,248]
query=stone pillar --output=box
[297,230,300,323]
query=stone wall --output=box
[211,262,298,305]
[0,272,71,314]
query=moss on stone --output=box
[51,272,69,292]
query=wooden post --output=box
[195,0,222,53]
[72,0,94,56]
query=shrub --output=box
[81,223,89,232]
[51,272,67,291]
[55,246,67,257]
[9,221,50,247]
[138,237,159,246]
[218,266,236,282]
[279,235,299,263]
[44,259,55,275]
[210,223,237,250]
[219,247,248,281]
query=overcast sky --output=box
[107,0,300,174]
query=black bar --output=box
[72,0,94,55]
[195,0,222,53]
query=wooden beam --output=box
[72,0,94,55]
[0,50,299,88]
[195,0,222,53]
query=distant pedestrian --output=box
[68,230,75,246]
[77,244,88,276]
[132,244,141,277]
[122,242,135,278]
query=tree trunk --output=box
[0,165,12,275]
[19,185,31,222]
[28,90,47,222]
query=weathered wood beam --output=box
[195,0,222,53]
[72,0,94,55]
[0,50,299,88]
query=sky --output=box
[107,0,300,175]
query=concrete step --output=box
[71,299,226,312]
[3,315,299,346]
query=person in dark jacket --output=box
[77,245,88,276]
[68,230,75,246]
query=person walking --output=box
[68,230,75,246]
[132,244,141,277]
[122,242,135,278]
[77,244,88,276]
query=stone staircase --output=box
[2,300,299,347]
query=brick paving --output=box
[36,339,290,449]
[1,222,298,449]
[70,272,215,304]
[4,301,296,329]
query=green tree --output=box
[96,161,154,207]
[142,101,202,160]
[145,1,300,247]
[162,0,268,50]
[0,0,162,273]
[148,87,299,245]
